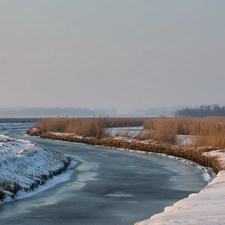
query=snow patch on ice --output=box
[106,192,133,198]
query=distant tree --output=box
[175,104,225,117]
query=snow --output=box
[135,149,225,225]
[2,123,225,224]
[203,150,225,168]
[0,134,73,204]
[40,130,225,225]
[133,136,225,224]
[135,170,225,225]
[17,160,76,200]
[106,126,144,137]
[0,122,35,131]
[105,128,225,225]
[176,134,196,145]
[134,136,225,225]
[51,132,83,139]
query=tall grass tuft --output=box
[27,117,145,139]
[143,117,225,148]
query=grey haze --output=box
[1,0,225,112]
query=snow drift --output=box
[0,134,70,203]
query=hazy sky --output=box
[1,0,225,112]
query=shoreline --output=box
[0,134,71,204]
[118,149,216,182]
[32,131,224,173]
[12,160,77,203]
[2,128,224,224]
[28,131,225,225]
[135,170,225,225]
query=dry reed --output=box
[143,117,225,148]
[26,117,225,173]
[27,117,144,139]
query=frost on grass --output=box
[0,134,70,203]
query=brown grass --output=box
[37,131,223,173]
[143,117,225,148]
[26,116,225,173]
[27,117,145,139]
[30,116,225,148]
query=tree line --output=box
[175,105,225,117]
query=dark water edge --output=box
[0,129,208,225]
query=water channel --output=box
[0,129,208,225]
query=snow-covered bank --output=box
[135,148,225,225]
[104,129,225,225]
[0,134,71,204]
[135,170,225,225]
[135,142,225,225]
[27,128,225,224]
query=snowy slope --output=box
[0,134,71,203]
[135,170,225,225]
[135,149,225,225]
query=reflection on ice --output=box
[106,192,133,198]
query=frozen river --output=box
[0,129,207,225]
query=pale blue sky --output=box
[1,0,225,112]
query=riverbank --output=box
[29,130,224,173]
[28,130,225,224]
[1,130,209,225]
[0,134,71,203]
[135,170,225,225]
